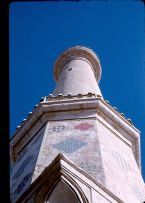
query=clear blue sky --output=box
[9,1,145,180]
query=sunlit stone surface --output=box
[10,46,145,203]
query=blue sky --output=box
[9,1,145,180]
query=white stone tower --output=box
[53,46,102,97]
[10,46,145,203]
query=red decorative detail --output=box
[75,123,94,131]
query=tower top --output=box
[54,46,102,83]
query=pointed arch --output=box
[34,172,89,203]
[34,154,89,203]
[46,180,80,203]
[44,176,89,203]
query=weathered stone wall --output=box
[34,119,105,186]
[97,120,145,203]
[10,126,45,202]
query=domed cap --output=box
[54,46,102,83]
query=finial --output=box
[28,112,32,116]
[113,107,118,111]
[40,97,44,102]
[16,126,20,130]
[34,104,38,109]
[22,119,26,123]
[48,94,53,97]
[58,94,63,97]
[120,113,125,117]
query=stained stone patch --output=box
[48,125,65,133]
[74,123,94,131]
[10,127,45,203]
[79,159,105,185]
[13,155,34,179]
[53,138,87,153]
[112,151,131,172]
[79,161,97,172]
[52,125,65,133]
[14,172,32,195]
[31,133,43,146]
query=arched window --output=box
[46,180,80,203]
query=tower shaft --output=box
[53,46,102,97]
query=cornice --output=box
[54,46,102,82]
[11,95,139,140]
[10,95,140,168]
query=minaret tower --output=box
[10,46,145,203]
[53,46,102,97]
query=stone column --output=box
[53,46,103,97]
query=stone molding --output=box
[16,153,123,203]
[10,97,140,168]
[10,93,134,137]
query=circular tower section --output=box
[53,46,103,97]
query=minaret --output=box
[10,46,145,203]
[53,46,102,97]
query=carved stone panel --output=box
[35,119,105,186]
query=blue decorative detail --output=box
[80,161,97,172]
[53,138,87,153]
[13,155,34,179]
[14,172,32,195]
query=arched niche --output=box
[46,180,80,203]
